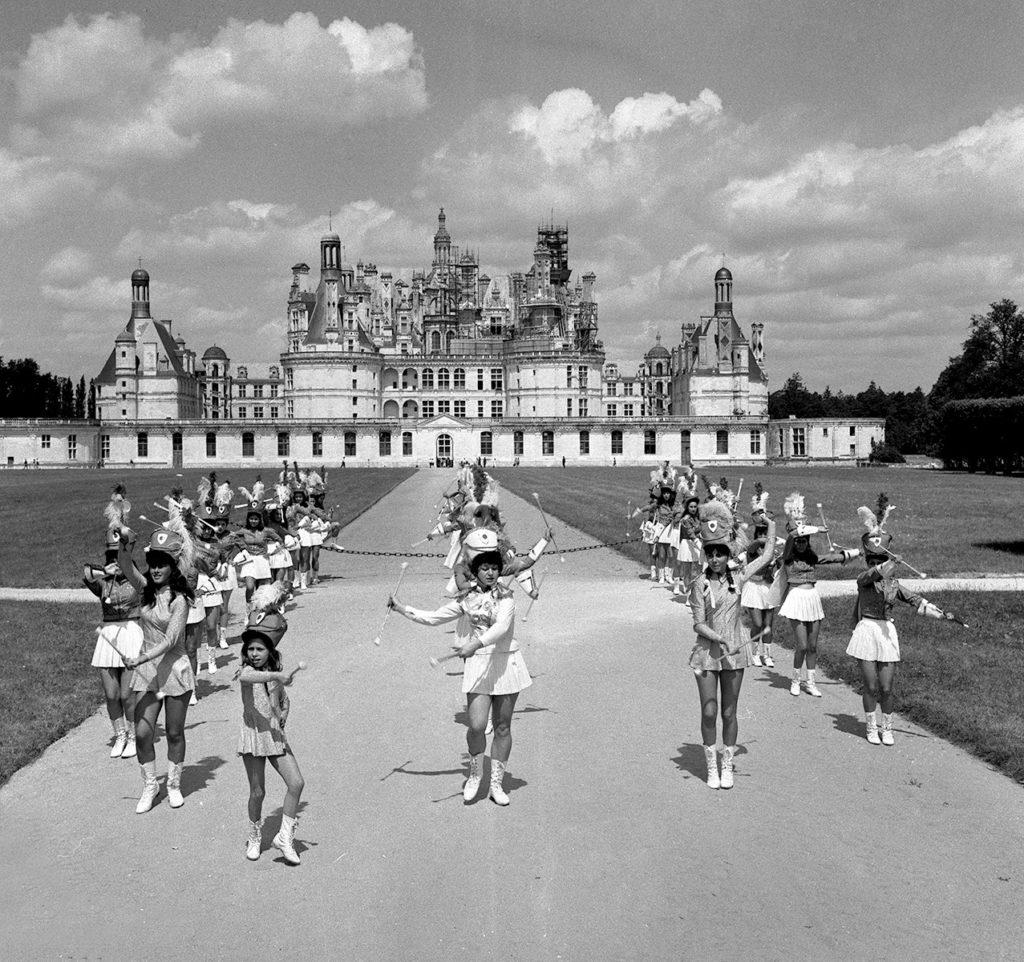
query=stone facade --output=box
[0,209,885,468]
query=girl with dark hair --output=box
[673,495,702,596]
[237,505,281,609]
[237,611,306,864]
[83,533,142,759]
[116,527,196,814]
[778,493,859,697]
[288,489,312,591]
[688,501,777,789]
[389,543,532,806]
[741,538,780,667]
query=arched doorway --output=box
[436,433,453,468]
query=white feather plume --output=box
[783,492,805,521]
[251,581,289,616]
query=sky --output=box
[2,0,1023,392]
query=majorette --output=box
[845,493,960,745]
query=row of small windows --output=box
[130,427,766,460]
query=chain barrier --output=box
[326,535,643,559]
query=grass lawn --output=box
[0,603,99,785]
[776,592,1024,783]
[0,466,416,588]
[492,466,1024,577]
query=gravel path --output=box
[2,470,1023,960]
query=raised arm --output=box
[116,529,146,592]
[740,520,777,580]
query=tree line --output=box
[769,299,1024,466]
[0,358,95,420]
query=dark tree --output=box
[87,379,97,420]
[74,376,86,420]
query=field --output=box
[492,466,1024,577]
[1,602,99,785]
[803,592,1024,783]
[0,466,416,588]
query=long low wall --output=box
[0,416,884,468]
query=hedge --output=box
[939,396,1024,473]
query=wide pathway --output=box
[2,470,1023,960]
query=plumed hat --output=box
[462,528,500,564]
[699,499,736,554]
[858,492,895,561]
[145,528,184,561]
[104,482,131,532]
[241,609,287,649]
[783,492,823,538]
[750,482,769,517]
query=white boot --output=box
[299,573,308,591]
[763,645,775,669]
[110,726,128,758]
[865,710,881,744]
[720,746,736,789]
[246,819,263,861]
[703,745,720,789]
[880,713,895,746]
[121,730,137,759]
[463,753,483,802]
[804,669,823,698]
[136,762,159,814]
[166,762,185,808]
[750,650,764,667]
[489,757,510,806]
[650,564,657,581]
[790,670,801,697]
[219,626,229,649]
[273,815,301,865]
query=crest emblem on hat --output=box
[155,531,168,545]
[707,521,719,533]
[870,536,881,547]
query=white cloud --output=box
[510,87,722,164]
[10,12,427,167]
[0,148,95,228]
[41,246,95,287]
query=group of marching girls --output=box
[658,467,965,790]
[83,464,340,864]
[388,461,553,806]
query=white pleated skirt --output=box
[462,649,532,695]
[740,579,774,610]
[847,618,900,662]
[214,564,237,592]
[779,583,825,622]
[677,539,702,563]
[91,621,144,668]
[186,601,206,625]
[269,549,290,570]
[240,555,271,581]
[298,528,315,547]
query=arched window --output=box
[453,368,466,389]
[430,331,442,353]
[344,431,356,457]
[437,368,450,390]
[445,330,455,353]
[242,432,255,457]
[421,368,434,389]
[206,432,217,457]
[402,431,413,456]
[513,431,524,456]
[211,363,219,377]
[480,431,493,456]
[655,362,663,376]
[611,430,623,455]
[542,431,554,456]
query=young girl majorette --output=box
[648,484,678,584]
[84,486,142,759]
[288,487,313,591]
[777,493,859,697]
[673,495,701,596]
[236,497,281,609]
[237,607,306,865]
[388,534,538,806]
[741,485,779,667]
[847,494,960,745]
[688,500,777,789]
[207,480,237,647]
[116,525,196,813]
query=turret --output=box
[433,208,451,266]
[320,232,341,277]
[714,266,733,317]
[130,267,151,324]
